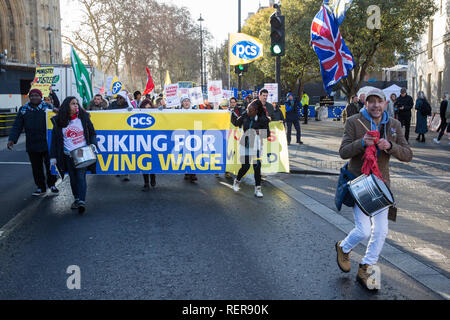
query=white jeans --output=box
[340,205,389,265]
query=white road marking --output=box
[0,162,31,165]
[0,178,64,241]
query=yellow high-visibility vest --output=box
[301,94,310,106]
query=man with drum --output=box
[335,88,412,290]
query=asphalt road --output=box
[0,137,39,227]
[0,153,442,299]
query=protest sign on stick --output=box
[30,67,54,97]
[189,87,204,106]
[264,83,278,103]
[207,80,223,104]
[164,84,180,107]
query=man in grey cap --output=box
[335,87,413,291]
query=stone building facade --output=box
[408,0,450,110]
[0,0,62,65]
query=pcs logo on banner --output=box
[127,114,155,129]
[232,41,260,60]
[229,33,263,65]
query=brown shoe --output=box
[335,241,351,273]
[357,264,379,291]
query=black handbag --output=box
[335,163,356,211]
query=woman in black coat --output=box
[231,99,270,198]
[50,97,98,214]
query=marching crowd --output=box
[6,87,311,214]
[13,79,450,292]
[7,83,448,291]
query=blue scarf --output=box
[361,108,389,131]
[360,108,389,156]
[21,101,51,114]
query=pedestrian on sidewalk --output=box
[434,93,449,144]
[285,93,303,145]
[335,88,412,291]
[301,92,310,124]
[139,99,157,191]
[7,89,59,197]
[414,91,430,143]
[345,95,360,119]
[387,93,397,119]
[231,99,270,198]
[49,96,98,215]
[394,88,414,142]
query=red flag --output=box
[143,67,155,95]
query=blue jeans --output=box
[64,155,87,202]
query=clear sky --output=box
[60,0,272,55]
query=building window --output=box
[412,77,416,100]
[428,20,433,60]
[438,71,443,100]
[427,73,431,102]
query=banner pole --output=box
[228,33,231,90]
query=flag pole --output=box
[228,33,231,90]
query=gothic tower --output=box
[0,0,62,65]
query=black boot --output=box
[416,135,420,141]
[421,134,425,142]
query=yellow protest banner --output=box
[30,67,54,97]
[226,122,290,174]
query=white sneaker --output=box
[232,179,240,192]
[433,138,440,144]
[255,186,263,198]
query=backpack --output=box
[421,100,432,116]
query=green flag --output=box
[70,46,93,107]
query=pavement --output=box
[283,119,450,282]
[0,122,448,299]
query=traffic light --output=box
[270,12,285,56]
[234,64,248,75]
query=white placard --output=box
[189,87,204,106]
[264,83,278,103]
[222,90,234,100]
[178,87,189,98]
[164,84,180,107]
[207,80,223,103]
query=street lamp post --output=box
[198,14,205,94]
[45,24,53,64]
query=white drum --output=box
[70,145,97,168]
[348,174,395,217]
